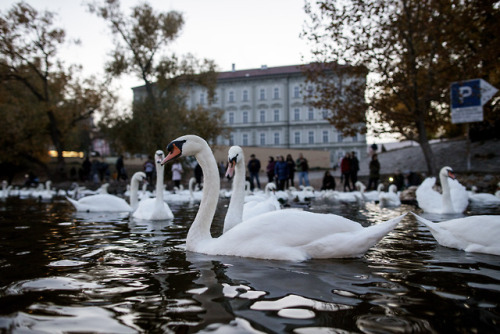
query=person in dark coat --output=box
[321,171,336,190]
[247,154,261,191]
[266,157,276,183]
[350,151,359,190]
[367,154,381,190]
[115,155,127,181]
[340,153,352,192]
[274,156,288,191]
[285,154,295,189]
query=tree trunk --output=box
[416,117,437,176]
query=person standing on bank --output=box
[171,161,183,189]
[115,155,127,181]
[350,151,359,190]
[247,154,261,191]
[285,154,295,188]
[367,154,381,190]
[266,157,276,183]
[340,152,352,192]
[274,155,288,191]
[296,153,310,187]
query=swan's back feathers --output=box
[66,194,131,212]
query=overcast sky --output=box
[1,0,314,108]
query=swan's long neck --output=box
[440,172,454,213]
[130,177,141,210]
[187,145,220,248]
[156,164,164,204]
[224,156,246,233]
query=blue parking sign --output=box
[451,79,481,108]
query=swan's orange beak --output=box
[447,170,456,180]
[161,144,182,165]
[225,160,235,178]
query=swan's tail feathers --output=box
[301,213,406,259]
[411,212,435,229]
[66,196,79,209]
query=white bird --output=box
[0,180,8,199]
[361,183,384,202]
[468,186,500,205]
[416,166,469,214]
[133,150,174,220]
[379,184,401,207]
[66,172,145,212]
[412,213,500,256]
[161,135,405,261]
[223,146,281,233]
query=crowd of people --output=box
[72,146,422,194]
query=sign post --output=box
[450,79,498,170]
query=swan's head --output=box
[162,135,206,165]
[225,146,243,178]
[388,184,397,193]
[155,150,165,164]
[132,171,146,182]
[439,166,456,180]
[355,181,366,192]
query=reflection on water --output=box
[0,196,499,333]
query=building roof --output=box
[217,64,307,80]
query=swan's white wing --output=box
[66,194,131,212]
[202,210,404,261]
[448,179,470,212]
[416,177,441,212]
[413,213,500,255]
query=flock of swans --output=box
[2,134,499,260]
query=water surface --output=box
[0,196,499,333]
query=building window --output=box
[308,131,314,144]
[229,91,235,103]
[274,132,280,145]
[352,134,358,142]
[243,90,249,102]
[322,131,329,143]
[242,133,248,146]
[260,110,265,123]
[243,111,248,124]
[229,134,234,146]
[307,85,314,97]
[228,112,234,124]
[294,86,300,98]
[321,109,329,119]
[260,133,266,145]
[294,132,300,144]
[308,108,314,120]
[294,108,300,121]
[337,133,343,142]
[199,92,205,105]
[273,87,279,99]
[259,88,265,100]
[274,109,279,122]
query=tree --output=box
[0,2,114,179]
[88,0,225,154]
[303,0,500,176]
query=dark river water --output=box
[0,194,499,333]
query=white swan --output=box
[379,184,401,207]
[223,146,281,233]
[161,135,405,261]
[416,166,469,214]
[412,213,500,256]
[468,186,500,205]
[66,172,145,212]
[133,150,174,220]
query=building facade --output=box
[133,63,367,167]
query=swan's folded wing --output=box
[416,177,441,212]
